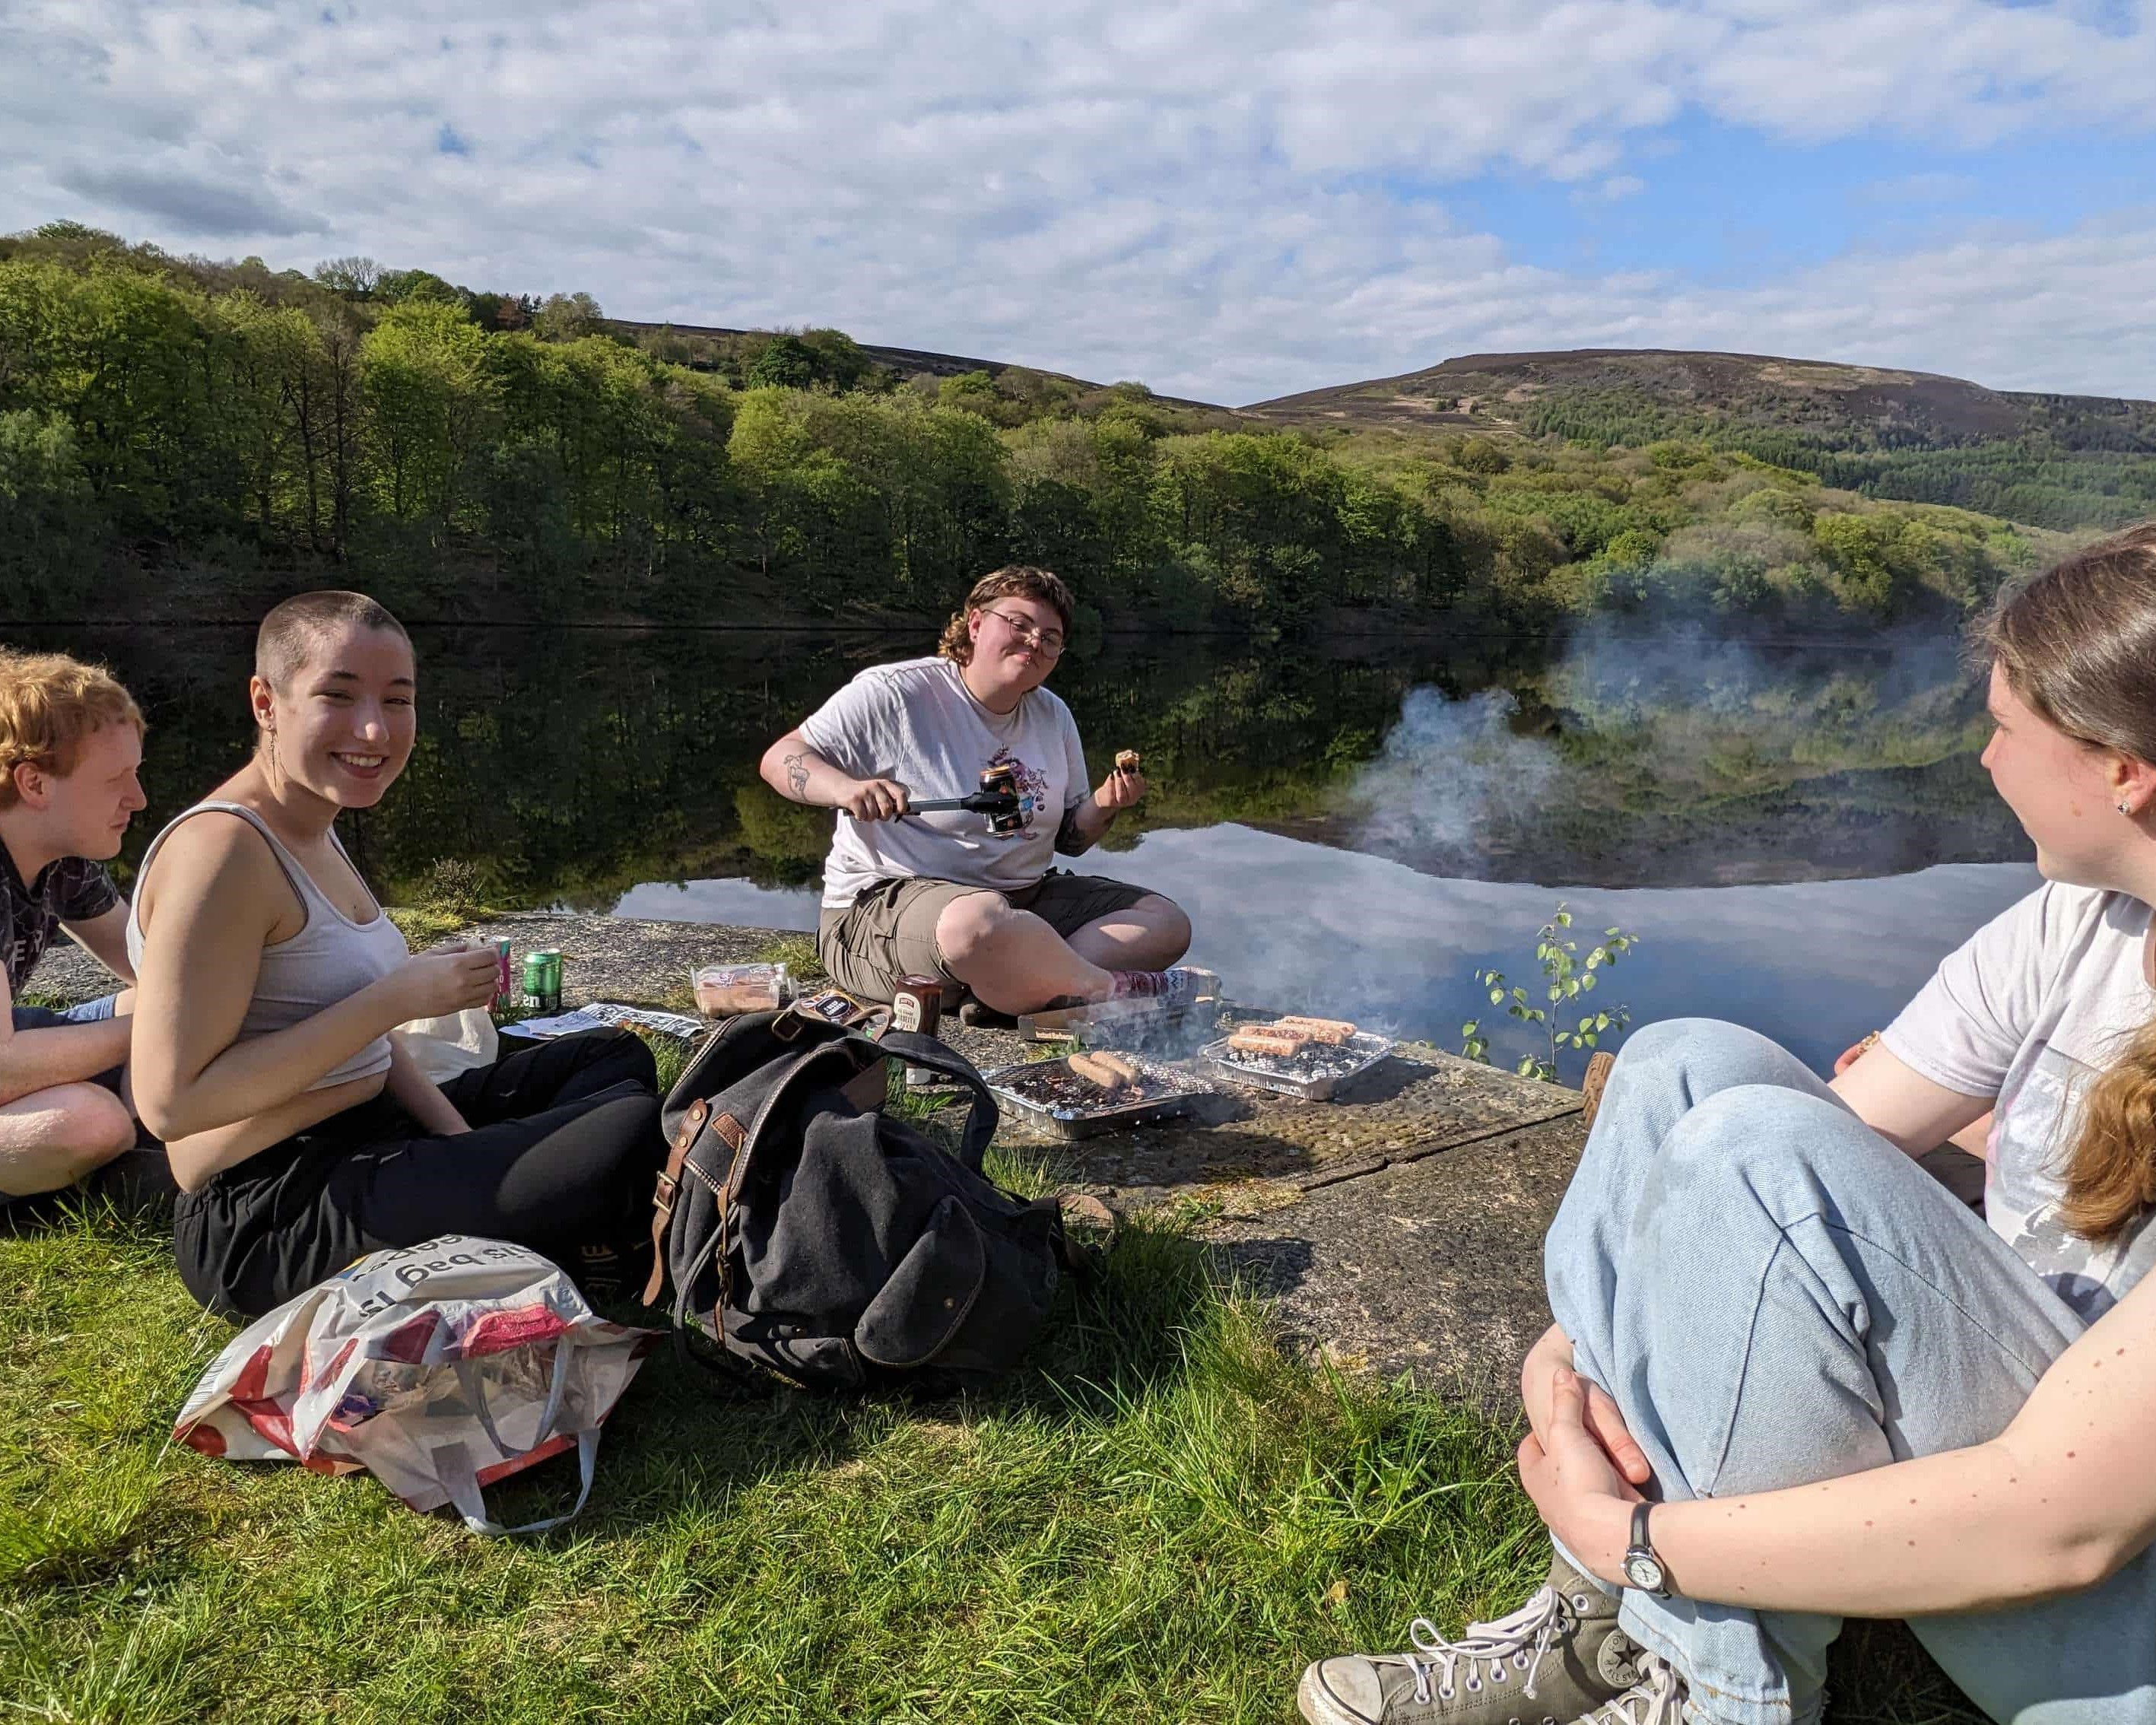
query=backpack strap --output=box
[866,1029,999,1172]
[640,1098,710,1305]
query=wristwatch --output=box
[1622,1501,1672,1598]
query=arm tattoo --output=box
[783,751,810,799]
[1055,805,1094,856]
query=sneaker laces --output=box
[1580,1652,1684,1724]
[1400,1583,1573,1704]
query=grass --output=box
[386,905,480,947]
[753,932,826,985]
[0,1035,1984,1723]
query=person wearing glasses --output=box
[760,565,1195,1016]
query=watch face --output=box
[1624,1553,1665,1593]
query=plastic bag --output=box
[395,1008,499,1085]
[174,1236,658,1536]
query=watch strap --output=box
[1627,1500,1671,1597]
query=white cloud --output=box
[2,0,2153,400]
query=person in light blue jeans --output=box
[1542,1017,2155,1724]
[1300,517,2156,1725]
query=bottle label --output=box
[892,994,923,1033]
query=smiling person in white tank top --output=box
[129,592,663,1320]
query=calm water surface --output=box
[7,621,2037,1076]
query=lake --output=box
[7,620,2037,1076]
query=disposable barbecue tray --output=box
[1016,977,1222,1048]
[983,1055,1213,1141]
[1197,1031,1396,1101]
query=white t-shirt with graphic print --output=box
[1885,882,2156,1320]
[799,656,1089,910]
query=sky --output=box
[5,0,2154,405]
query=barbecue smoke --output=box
[1343,619,1989,885]
[1348,687,1559,877]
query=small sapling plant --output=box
[1460,903,1639,1084]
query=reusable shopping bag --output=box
[174,1235,658,1535]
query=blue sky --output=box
[4,0,2153,404]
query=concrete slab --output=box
[986,1040,1581,1196]
[1202,1113,1589,1412]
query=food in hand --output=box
[1228,1028,1309,1059]
[1273,1015,1357,1045]
[1115,750,1142,775]
[1068,1052,1135,1092]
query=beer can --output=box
[520,951,551,1015]
[492,939,513,1008]
[537,949,564,1014]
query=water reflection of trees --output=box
[5,625,2024,904]
[1336,630,2026,885]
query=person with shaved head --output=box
[127,592,665,1320]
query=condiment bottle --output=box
[891,974,945,1088]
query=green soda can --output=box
[521,950,562,1015]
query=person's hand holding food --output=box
[1096,749,1147,812]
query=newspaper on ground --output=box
[500,1001,707,1041]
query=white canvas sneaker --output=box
[1297,1551,1646,1725]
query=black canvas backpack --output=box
[640,1006,1073,1390]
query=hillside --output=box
[1244,348,2156,532]
[0,221,2132,631]
[605,316,1228,415]
[1242,347,2151,443]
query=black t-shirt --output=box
[1,837,120,998]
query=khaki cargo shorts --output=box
[817,872,1161,1004]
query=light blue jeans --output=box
[1545,1018,2156,1725]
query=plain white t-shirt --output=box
[1885,882,2156,1319]
[799,656,1090,910]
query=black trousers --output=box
[174,1028,663,1320]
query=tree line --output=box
[0,223,2080,631]
[1521,388,2156,535]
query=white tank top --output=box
[127,801,409,1090]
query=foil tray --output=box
[1197,1031,1397,1102]
[1016,971,1222,1049]
[983,1056,1214,1141]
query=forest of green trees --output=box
[1521,388,2156,535]
[0,223,2088,631]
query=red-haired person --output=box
[0,650,150,1210]
[760,567,1195,1016]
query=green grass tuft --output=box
[386,905,480,947]
[754,932,826,984]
